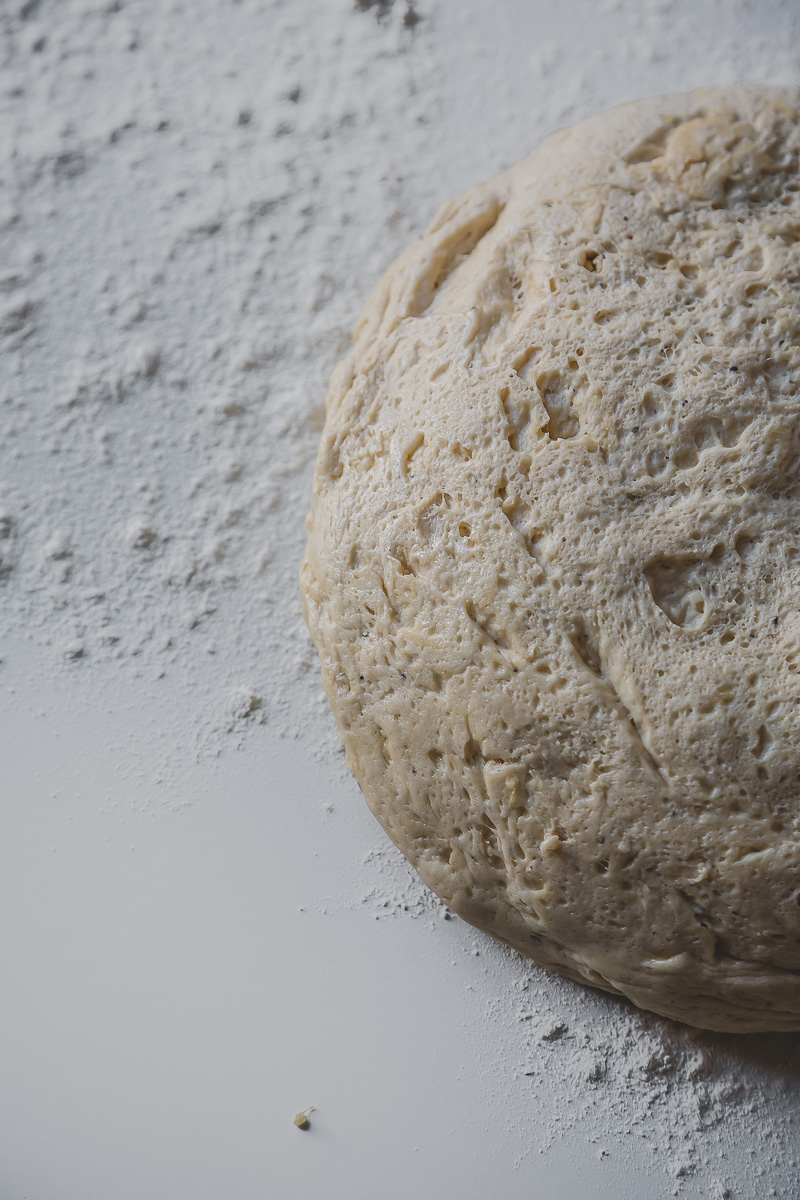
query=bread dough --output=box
[301,87,800,1032]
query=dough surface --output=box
[301,87,800,1032]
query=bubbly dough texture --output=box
[301,88,800,1031]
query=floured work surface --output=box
[303,87,800,1032]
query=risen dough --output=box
[301,88,800,1031]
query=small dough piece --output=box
[301,87,800,1032]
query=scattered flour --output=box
[330,835,800,1195]
[3,0,800,1194]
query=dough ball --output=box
[301,87,800,1032]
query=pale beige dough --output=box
[301,87,800,1031]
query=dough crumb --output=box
[293,1105,315,1130]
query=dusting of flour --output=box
[3,0,800,1194]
